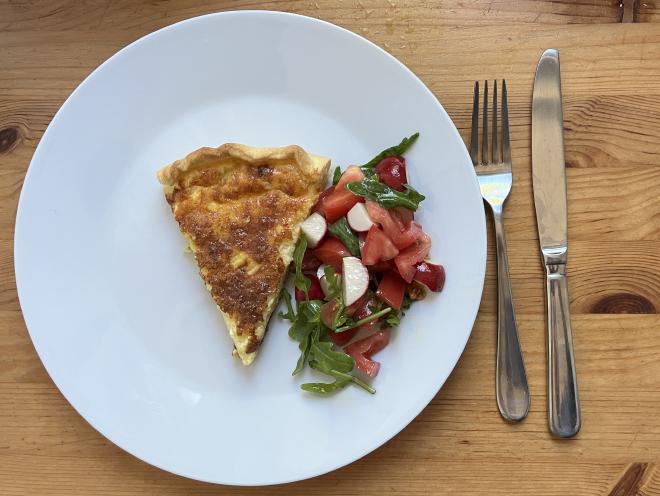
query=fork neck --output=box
[490,202,504,218]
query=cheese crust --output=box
[158,143,330,365]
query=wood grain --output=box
[639,1,660,23]
[0,0,635,32]
[2,1,660,495]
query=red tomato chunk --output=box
[344,330,391,378]
[320,300,340,329]
[394,232,432,283]
[301,250,322,273]
[376,271,407,309]
[414,261,446,292]
[361,225,399,265]
[295,275,325,301]
[313,238,351,272]
[365,201,421,250]
[315,166,365,223]
[375,156,407,191]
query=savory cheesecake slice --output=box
[157,143,330,365]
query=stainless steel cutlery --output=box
[532,48,581,438]
[468,49,580,436]
[470,80,530,422]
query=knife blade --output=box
[532,49,581,438]
[532,50,567,261]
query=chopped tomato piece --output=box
[375,156,407,191]
[391,206,414,226]
[295,275,324,301]
[395,222,423,251]
[302,250,322,273]
[365,201,421,250]
[376,271,407,309]
[349,351,380,377]
[316,189,361,224]
[320,299,340,329]
[313,186,335,212]
[344,330,391,378]
[329,327,359,346]
[316,166,365,223]
[369,260,397,273]
[414,261,446,292]
[394,232,432,282]
[336,165,365,190]
[313,238,351,272]
[396,264,416,284]
[346,292,369,317]
[366,201,402,239]
[358,231,366,251]
[361,225,399,265]
[352,295,380,333]
[330,294,379,346]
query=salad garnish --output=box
[281,133,446,395]
[346,177,426,211]
[361,132,420,170]
[328,218,360,257]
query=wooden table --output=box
[2,1,660,494]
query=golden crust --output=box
[158,143,328,190]
[157,143,330,365]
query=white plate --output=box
[14,11,486,486]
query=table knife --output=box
[532,49,581,438]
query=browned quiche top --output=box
[157,143,330,365]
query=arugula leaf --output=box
[299,330,377,395]
[385,311,401,327]
[283,258,379,395]
[293,332,313,375]
[328,218,360,257]
[335,307,392,333]
[323,266,342,299]
[332,166,342,185]
[278,289,296,321]
[287,300,322,341]
[346,177,425,211]
[301,380,349,395]
[288,320,314,342]
[293,237,311,297]
[307,358,335,375]
[331,303,347,330]
[310,339,354,373]
[303,360,376,395]
[329,369,375,394]
[299,299,323,323]
[362,132,420,169]
[385,295,413,327]
[319,265,349,329]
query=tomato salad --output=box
[279,134,445,395]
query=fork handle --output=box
[545,263,581,437]
[492,206,530,422]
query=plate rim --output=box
[14,10,487,486]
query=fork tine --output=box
[470,81,479,165]
[502,79,511,164]
[493,80,500,163]
[482,80,489,164]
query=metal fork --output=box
[470,80,530,422]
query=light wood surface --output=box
[2,1,660,494]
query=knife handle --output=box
[546,263,581,437]
[492,208,530,422]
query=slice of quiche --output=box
[157,143,330,365]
